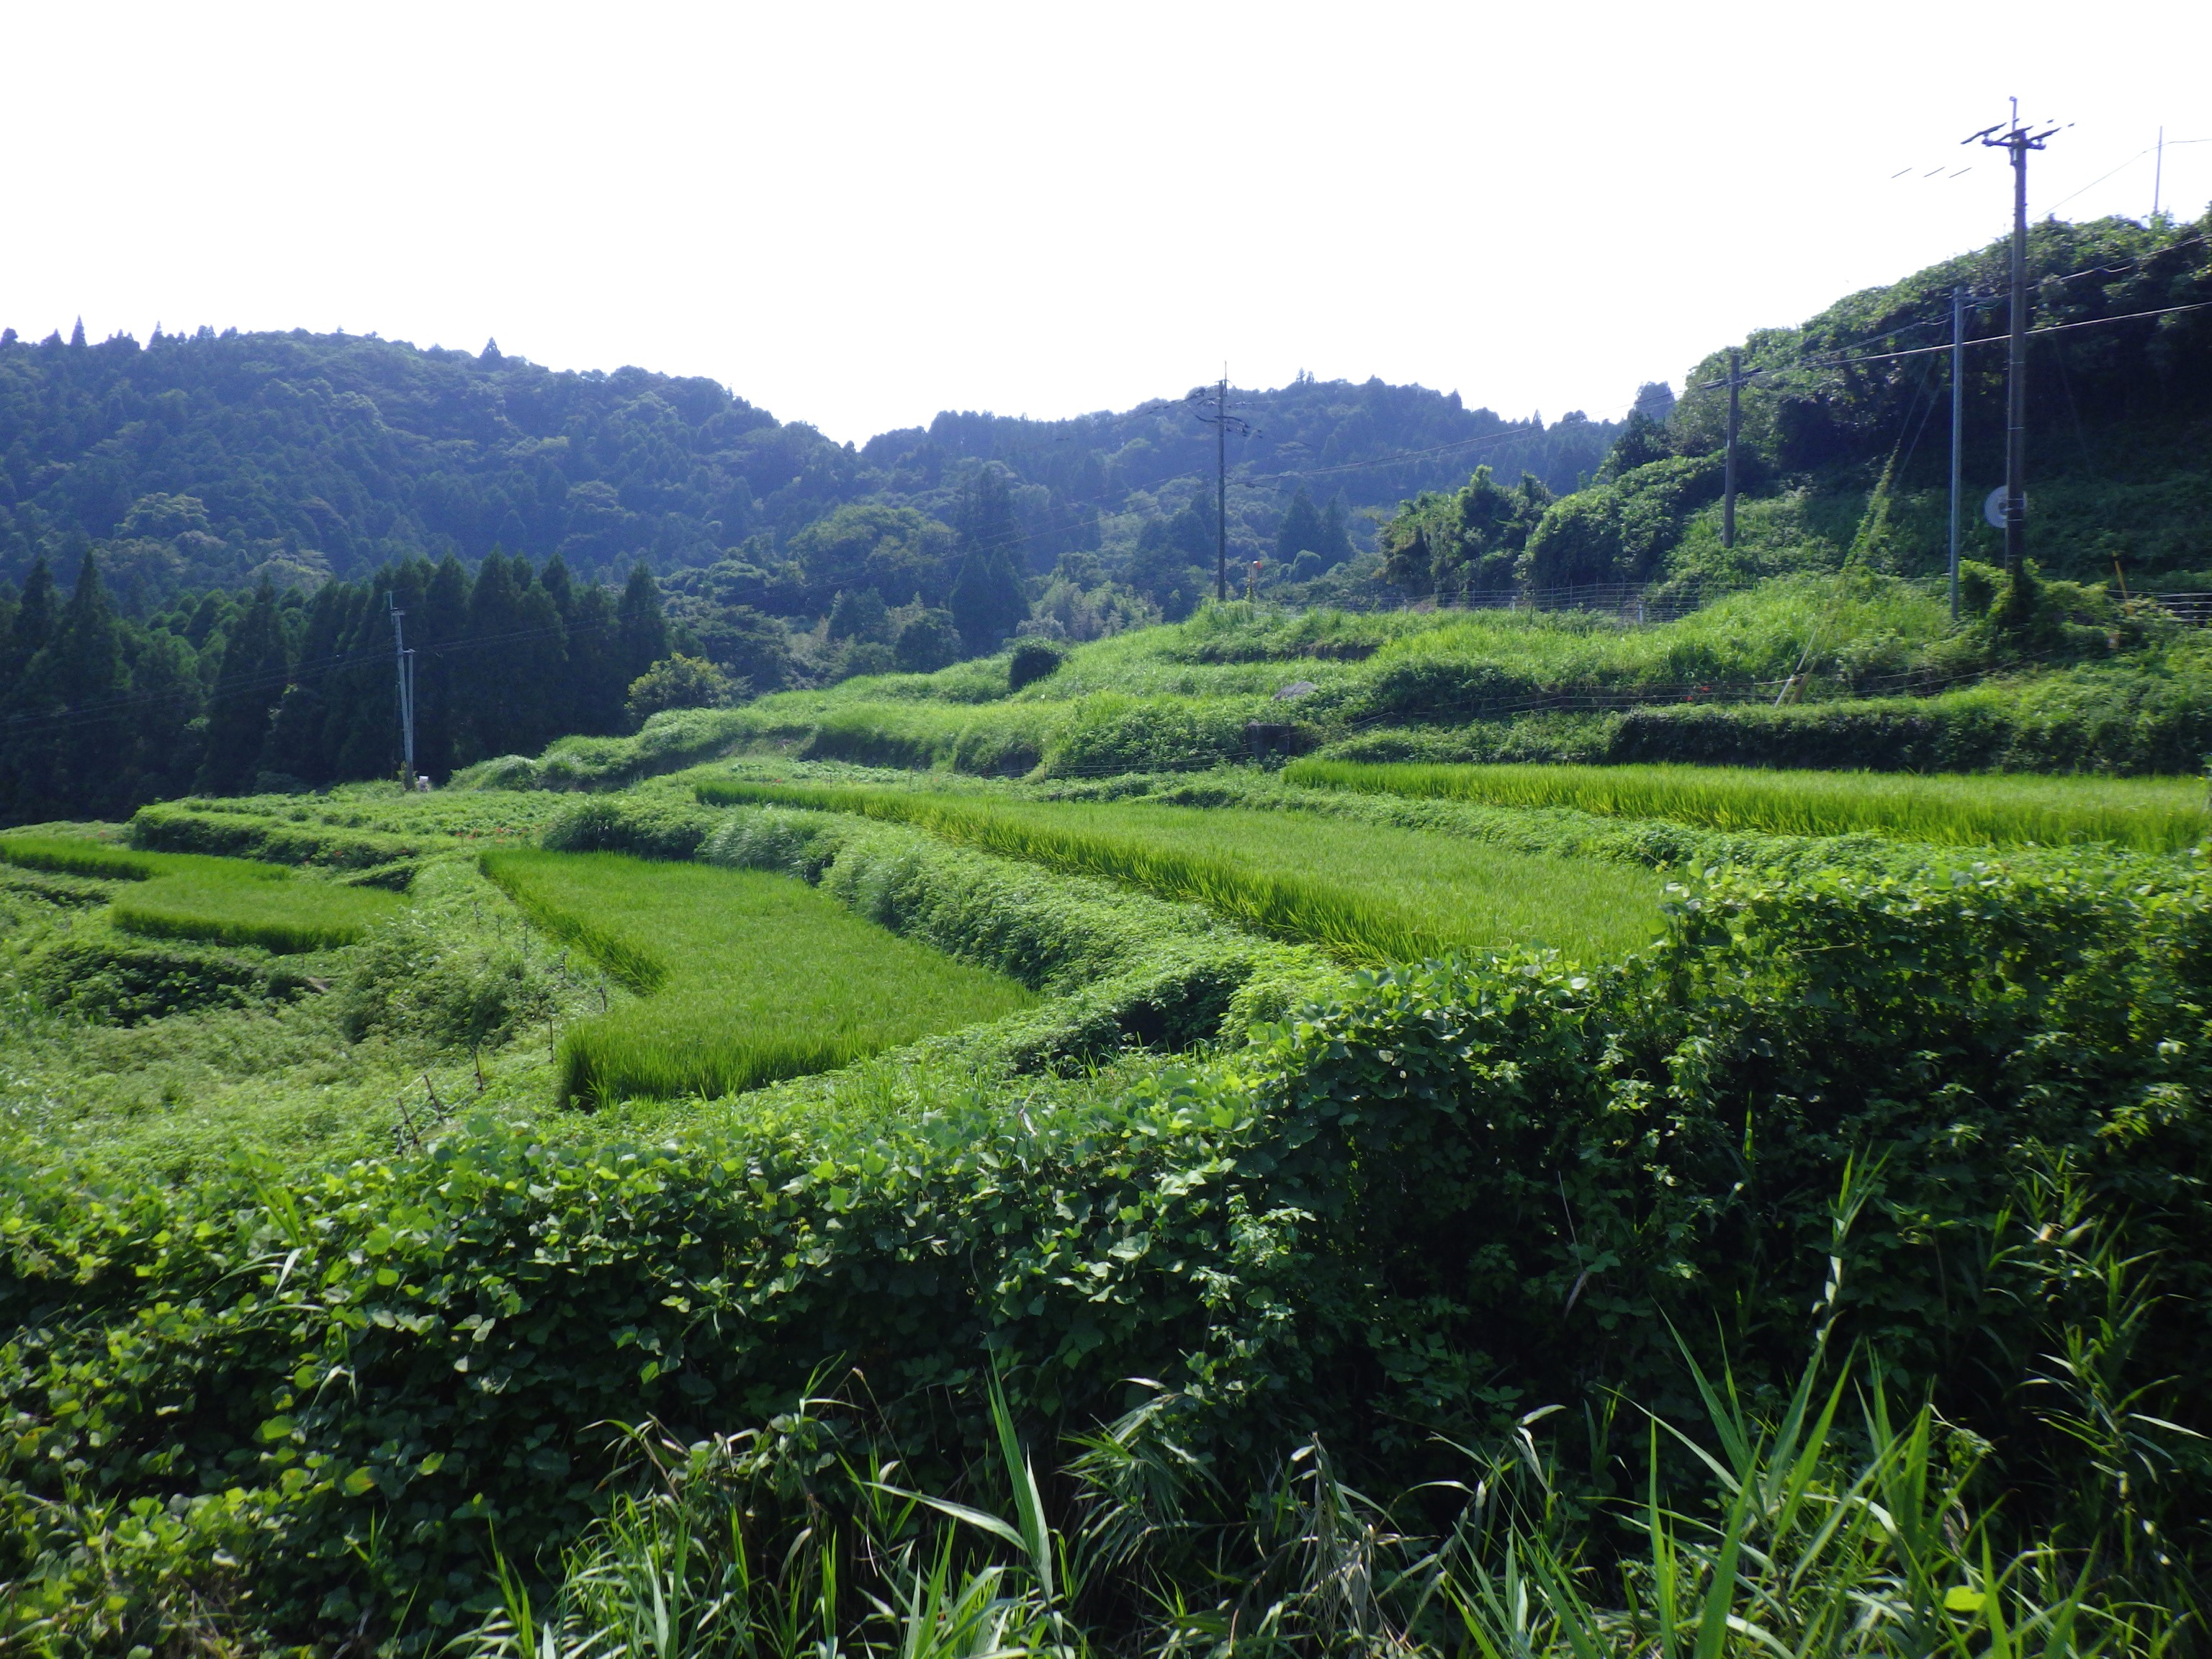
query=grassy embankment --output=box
[696,780,1666,962]
[465,572,2212,788]
[0,834,402,950]
[1286,760,2212,851]
[480,849,1034,1105]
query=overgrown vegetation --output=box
[6,834,2210,1651]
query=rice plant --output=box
[480,849,1033,1106]
[0,835,158,881]
[694,781,1665,963]
[1285,759,2212,852]
[0,833,404,951]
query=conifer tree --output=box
[948,467,1028,655]
[1276,487,1326,563]
[413,557,469,779]
[7,556,56,678]
[616,563,668,686]
[195,580,289,793]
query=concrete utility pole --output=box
[1183,371,1258,603]
[388,592,416,786]
[1699,351,1763,550]
[1217,370,1228,601]
[1973,101,2062,578]
[1724,349,1743,549]
[1948,284,1966,621]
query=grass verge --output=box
[480,848,1035,1105]
[1285,757,2212,850]
[694,780,1665,962]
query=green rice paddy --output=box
[1283,760,2212,851]
[695,781,1666,963]
[480,849,1035,1106]
[0,834,404,952]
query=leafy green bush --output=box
[336,899,562,1052]
[624,653,740,725]
[1007,637,1066,691]
[539,794,723,860]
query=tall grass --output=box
[481,850,1033,1106]
[455,1354,2182,1659]
[1287,758,2212,851]
[695,781,1665,963]
[0,834,404,951]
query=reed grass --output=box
[0,834,403,951]
[480,849,1033,1106]
[1286,757,2212,850]
[696,781,1665,963]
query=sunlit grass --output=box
[0,834,404,952]
[1284,759,2212,851]
[481,849,1034,1106]
[695,781,1665,963]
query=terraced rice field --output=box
[696,781,1667,962]
[1283,760,2212,851]
[0,835,403,951]
[481,849,1034,1105]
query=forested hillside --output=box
[1386,210,2212,602]
[0,323,1618,613]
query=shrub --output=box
[625,653,742,726]
[539,794,722,861]
[1007,637,1066,691]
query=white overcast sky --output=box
[2,1,2207,444]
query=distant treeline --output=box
[0,325,1620,615]
[0,461,1056,825]
[0,548,672,825]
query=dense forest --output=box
[0,325,1618,613]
